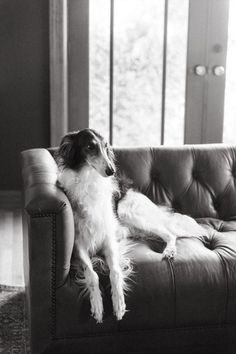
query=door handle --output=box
[194,65,207,76]
[194,65,225,77]
[212,65,225,76]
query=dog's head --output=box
[57,129,116,177]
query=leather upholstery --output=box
[21,144,236,354]
[114,145,236,219]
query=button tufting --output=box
[172,200,181,211]
[214,200,219,210]
[204,239,214,250]
[151,170,160,181]
[192,170,199,179]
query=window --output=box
[89,0,189,145]
[50,0,230,147]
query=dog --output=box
[56,128,206,323]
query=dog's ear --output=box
[57,132,77,167]
[106,143,115,163]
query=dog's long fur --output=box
[56,128,206,323]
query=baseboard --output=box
[0,190,22,209]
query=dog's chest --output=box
[59,167,117,252]
[73,171,113,208]
[75,180,115,252]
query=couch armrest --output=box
[21,149,75,352]
[21,148,75,287]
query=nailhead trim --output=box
[31,213,57,339]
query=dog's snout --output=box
[105,167,115,176]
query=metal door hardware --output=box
[194,65,207,76]
[213,65,225,76]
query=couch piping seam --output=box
[167,259,176,327]
[215,251,229,324]
[30,213,57,339]
[51,214,57,339]
[26,201,67,217]
[50,324,236,341]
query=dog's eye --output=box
[87,142,96,151]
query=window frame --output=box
[185,0,229,144]
[50,0,230,146]
[49,0,89,146]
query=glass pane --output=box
[113,0,164,146]
[89,0,110,142]
[89,0,189,146]
[223,0,236,143]
[164,0,189,145]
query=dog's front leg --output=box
[104,241,126,320]
[76,246,104,323]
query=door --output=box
[49,0,231,146]
[185,0,229,144]
[89,0,230,145]
[223,0,236,144]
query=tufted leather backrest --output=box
[114,144,236,220]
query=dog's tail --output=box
[86,238,135,293]
[171,213,208,238]
[77,238,136,292]
[118,238,136,293]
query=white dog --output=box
[56,128,206,323]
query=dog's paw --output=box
[90,293,104,323]
[112,292,126,320]
[162,245,177,260]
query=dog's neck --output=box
[58,164,116,208]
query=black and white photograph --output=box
[0,0,236,353]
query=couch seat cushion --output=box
[54,223,236,339]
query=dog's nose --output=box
[105,167,115,176]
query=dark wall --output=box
[0,0,50,190]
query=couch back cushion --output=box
[114,145,236,220]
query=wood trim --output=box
[185,0,209,144]
[49,0,68,146]
[204,0,229,143]
[0,191,22,209]
[109,0,114,145]
[185,0,229,144]
[160,0,169,145]
[67,0,89,132]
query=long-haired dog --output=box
[56,128,206,323]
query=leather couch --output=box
[21,144,236,354]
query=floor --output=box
[0,209,24,286]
